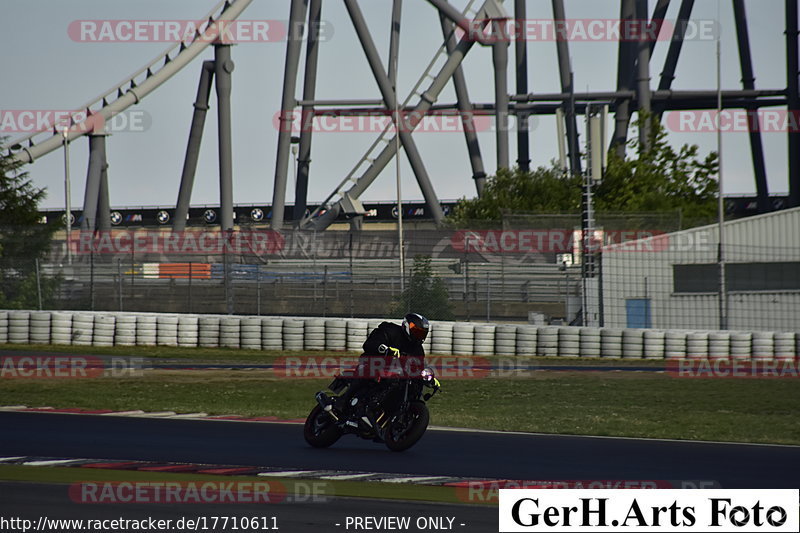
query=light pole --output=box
[62,127,72,265]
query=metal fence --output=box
[2,221,798,331]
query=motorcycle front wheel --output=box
[383,401,430,452]
[303,405,342,448]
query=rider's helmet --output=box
[402,313,430,343]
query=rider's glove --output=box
[378,344,401,358]
[433,377,441,389]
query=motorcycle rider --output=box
[335,313,431,416]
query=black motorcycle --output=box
[303,363,440,452]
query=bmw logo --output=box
[62,212,76,225]
[251,208,264,222]
[203,209,217,223]
[156,210,170,224]
[110,211,122,225]
[391,206,399,219]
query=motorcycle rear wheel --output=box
[303,405,342,448]
[384,401,429,452]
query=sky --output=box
[1,0,794,211]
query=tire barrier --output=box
[156,315,179,347]
[262,317,283,351]
[72,313,95,346]
[219,316,241,349]
[177,315,199,348]
[240,317,262,350]
[473,324,496,356]
[1,309,798,362]
[600,328,623,358]
[325,318,347,352]
[94,315,116,347]
[536,326,558,357]
[346,320,368,352]
[283,319,304,351]
[430,321,453,355]
[29,311,51,345]
[643,330,666,360]
[452,322,475,356]
[558,327,580,358]
[622,328,644,359]
[495,324,517,356]
[8,311,30,344]
[114,314,137,347]
[198,316,220,348]
[51,312,73,345]
[579,327,602,358]
[0,311,8,344]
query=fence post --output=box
[256,265,261,316]
[486,271,491,322]
[90,250,95,311]
[323,264,328,318]
[35,258,42,310]
[117,258,123,312]
[188,262,193,314]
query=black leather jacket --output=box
[362,321,425,358]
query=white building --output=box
[600,207,800,332]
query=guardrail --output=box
[1,310,798,361]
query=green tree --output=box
[449,166,582,225]
[596,118,718,222]
[448,118,719,227]
[391,255,454,320]
[0,140,60,308]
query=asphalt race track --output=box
[1,411,798,488]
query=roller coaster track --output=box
[2,0,253,164]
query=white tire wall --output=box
[262,317,283,351]
[198,316,221,348]
[430,321,454,355]
[177,315,199,347]
[240,317,262,350]
[51,312,73,345]
[751,331,775,361]
[580,327,602,358]
[94,315,116,347]
[773,332,796,361]
[516,326,538,356]
[473,324,496,356]
[73,313,96,346]
[29,311,52,344]
[707,331,730,360]
[8,311,30,344]
[452,323,475,356]
[346,320,368,352]
[304,318,325,350]
[495,324,517,356]
[729,332,752,361]
[0,311,8,343]
[664,330,687,359]
[642,329,666,359]
[537,326,559,357]
[156,315,179,347]
[283,319,304,351]
[325,319,347,351]
[621,329,644,359]
[558,327,580,358]
[219,316,241,349]
[600,328,623,358]
[686,331,709,360]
